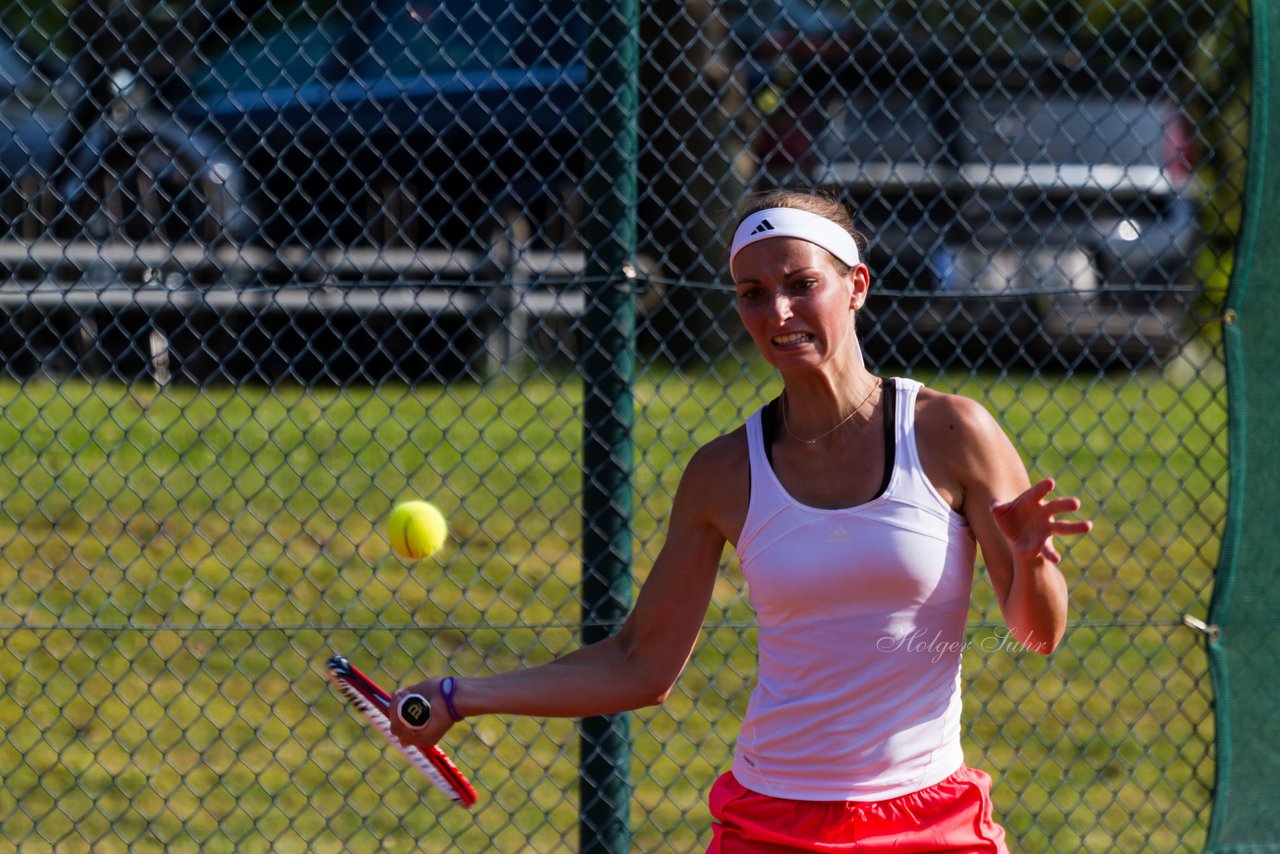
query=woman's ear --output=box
[850,264,870,311]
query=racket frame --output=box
[326,654,478,808]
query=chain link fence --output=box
[0,0,1244,850]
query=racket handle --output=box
[397,693,432,730]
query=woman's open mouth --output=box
[772,332,814,347]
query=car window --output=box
[195,18,348,93]
[958,92,1170,166]
[357,0,584,76]
[820,87,943,166]
[196,0,584,95]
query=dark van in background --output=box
[737,3,1199,368]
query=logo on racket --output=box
[398,694,432,730]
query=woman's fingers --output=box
[1026,477,1056,502]
[1042,496,1082,515]
[1051,519,1093,535]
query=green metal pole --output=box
[579,1,638,852]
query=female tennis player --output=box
[392,188,1092,851]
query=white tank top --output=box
[732,377,977,801]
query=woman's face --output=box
[732,237,869,373]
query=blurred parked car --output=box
[166,0,752,379]
[0,32,246,260]
[734,3,1200,368]
[177,0,748,283]
[181,0,588,267]
[0,24,252,379]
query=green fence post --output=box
[1206,1,1280,850]
[580,0,638,852]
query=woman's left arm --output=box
[922,395,1093,654]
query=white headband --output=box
[730,207,861,273]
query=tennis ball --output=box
[388,501,448,560]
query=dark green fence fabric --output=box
[1207,0,1280,849]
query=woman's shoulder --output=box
[671,423,752,534]
[908,384,1014,507]
[911,384,1006,451]
[684,423,751,484]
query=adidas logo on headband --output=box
[730,207,862,271]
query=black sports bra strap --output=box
[762,397,780,469]
[875,378,896,499]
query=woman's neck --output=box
[779,364,882,439]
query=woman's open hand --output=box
[991,477,1093,564]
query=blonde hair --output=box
[735,189,865,273]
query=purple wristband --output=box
[439,676,463,722]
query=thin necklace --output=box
[782,379,881,446]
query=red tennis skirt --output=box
[708,766,1009,853]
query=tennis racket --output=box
[326,654,478,808]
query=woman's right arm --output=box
[388,434,743,748]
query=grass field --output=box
[0,357,1224,852]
